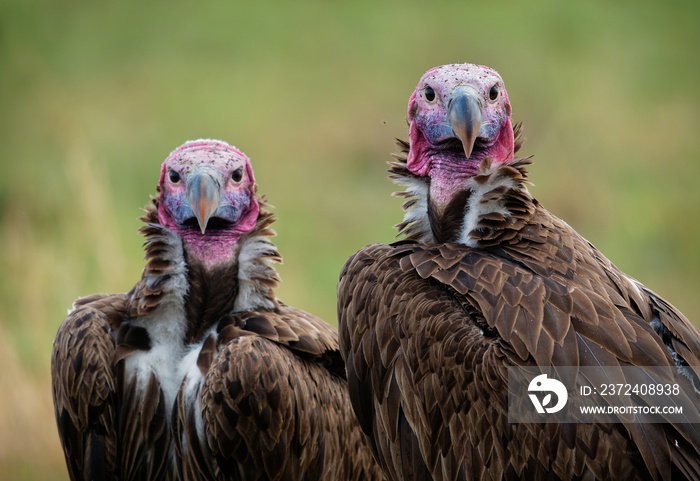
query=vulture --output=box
[337,64,700,481]
[52,139,384,481]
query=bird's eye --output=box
[424,86,436,102]
[169,169,181,183]
[489,84,499,101]
[231,168,243,183]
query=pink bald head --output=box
[405,63,515,212]
[157,139,260,267]
[406,63,514,176]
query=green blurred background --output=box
[1,0,699,478]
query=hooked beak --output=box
[448,86,483,159]
[187,170,221,234]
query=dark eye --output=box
[489,84,499,101]
[231,168,243,183]
[424,86,436,102]
[169,169,181,183]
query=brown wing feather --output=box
[176,306,384,481]
[220,304,344,376]
[117,371,174,481]
[52,298,121,481]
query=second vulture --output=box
[338,63,700,481]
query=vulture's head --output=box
[407,63,514,213]
[157,139,260,267]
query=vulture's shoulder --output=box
[70,292,129,326]
[214,304,344,377]
[54,292,126,398]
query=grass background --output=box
[1,0,699,478]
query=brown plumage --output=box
[174,306,379,480]
[52,139,384,481]
[337,64,700,481]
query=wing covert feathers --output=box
[339,157,700,481]
[52,302,119,481]
[175,306,384,481]
[202,337,378,481]
[219,305,345,376]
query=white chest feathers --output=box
[123,299,190,412]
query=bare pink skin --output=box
[158,139,260,268]
[407,64,514,210]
